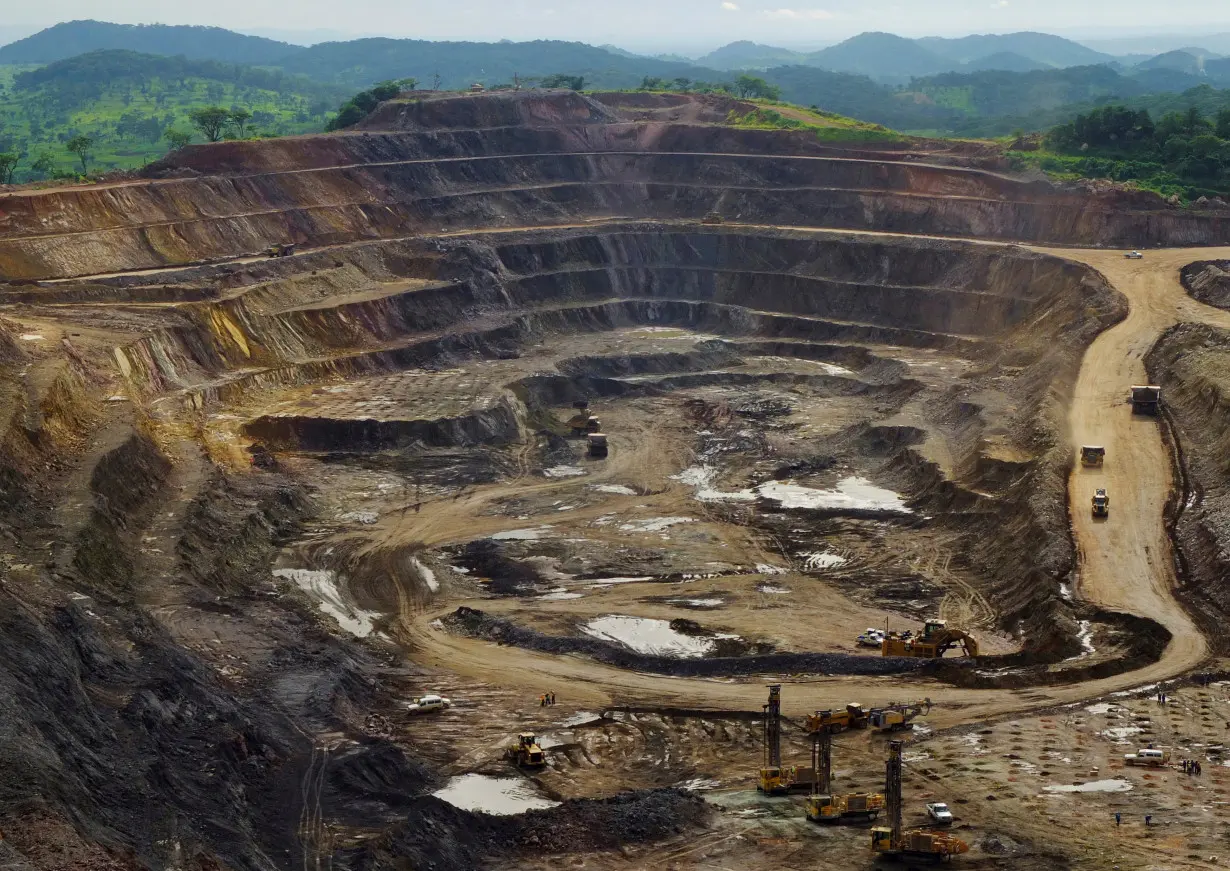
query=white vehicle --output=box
[926,802,954,825]
[409,694,452,713]
[1125,251,1144,260]
[1124,748,1169,767]
[857,628,885,647]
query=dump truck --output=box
[871,741,969,861]
[265,243,296,258]
[568,415,602,437]
[587,433,608,458]
[1131,385,1162,415]
[805,704,869,733]
[1092,488,1110,518]
[506,733,546,768]
[701,211,724,225]
[1079,445,1105,467]
[882,620,978,658]
[1124,748,1170,767]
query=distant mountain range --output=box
[0,20,303,65]
[9,19,1230,141]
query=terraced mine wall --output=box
[1147,322,1230,645]
[4,95,1230,280]
[1181,260,1230,310]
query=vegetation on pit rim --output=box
[1015,104,1230,201]
[725,105,905,142]
[0,50,347,182]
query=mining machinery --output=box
[804,719,885,823]
[882,620,978,659]
[506,733,546,768]
[869,699,932,733]
[805,703,869,733]
[871,741,968,860]
[757,684,816,793]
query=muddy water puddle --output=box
[432,774,560,814]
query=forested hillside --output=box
[0,20,302,65]
[0,51,344,180]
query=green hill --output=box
[804,32,953,80]
[275,38,723,90]
[919,32,1113,68]
[695,41,808,71]
[0,20,303,66]
[0,50,345,181]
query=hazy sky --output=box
[11,0,1230,52]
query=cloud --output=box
[991,0,1009,6]
[763,8,837,19]
[721,1,739,9]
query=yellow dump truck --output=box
[1080,445,1105,467]
[1092,488,1109,518]
[807,791,885,823]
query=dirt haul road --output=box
[396,240,1230,729]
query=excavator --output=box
[882,620,978,659]
[506,733,546,768]
[871,740,969,861]
[804,719,885,823]
[757,685,816,794]
[869,699,932,733]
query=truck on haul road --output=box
[1080,445,1105,467]
[1092,488,1110,518]
[1131,385,1162,415]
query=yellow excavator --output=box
[804,720,886,824]
[757,685,817,794]
[882,620,978,659]
[871,740,968,860]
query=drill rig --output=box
[804,719,885,823]
[870,741,968,860]
[756,685,816,793]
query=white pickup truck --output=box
[926,802,954,825]
[409,694,452,713]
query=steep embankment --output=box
[2,92,1229,280]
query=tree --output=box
[733,74,780,100]
[1216,109,1230,140]
[30,153,55,179]
[67,135,93,174]
[164,128,192,151]
[0,152,17,184]
[188,106,232,142]
[229,108,252,137]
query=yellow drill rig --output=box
[804,721,886,824]
[871,740,968,860]
[757,685,817,794]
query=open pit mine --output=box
[3,89,1230,870]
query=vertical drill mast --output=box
[886,739,904,845]
[811,727,832,795]
[763,684,782,768]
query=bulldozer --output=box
[871,741,969,861]
[757,685,817,794]
[506,733,546,768]
[881,620,978,659]
[868,699,932,733]
[1079,445,1105,467]
[805,704,869,733]
[804,720,886,823]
